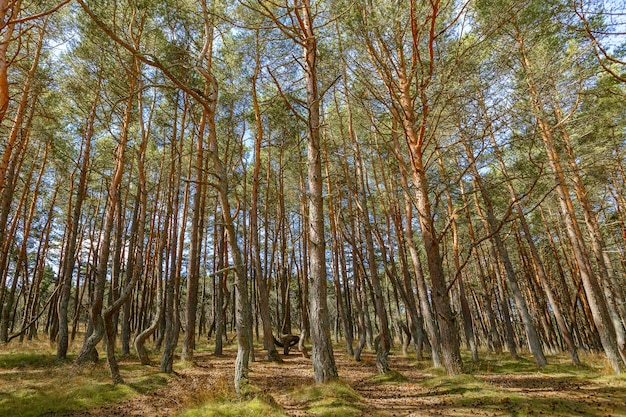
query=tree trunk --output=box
[57,83,99,359]
[515,27,624,373]
[161,93,186,373]
[478,91,580,364]
[250,42,280,362]
[181,111,206,362]
[389,115,441,365]
[299,0,338,383]
[355,145,391,374]
[74,56,137,369]
[552,97,626,361]
[437,150,479,363]
[462,134,547,367]
[214,224,227,356]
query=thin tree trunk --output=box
[437,150,479,363]
[74,55,137,371]
[354,142,391,373]
[478,91,580,364]
[552,95,626,361]
[161,92,185,373]
[250,35,280,362]
[181,110,206,362]
[461,132,547,367]
[1,144,48,342]
[57,81,99,358]
[515,25,624,373]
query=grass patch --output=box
[0,341,169,417]
[370,369,409,384]
[174,369,285,417]
[422,373,485,394]
[177,395,285,417]
[0,352,66,369]
[0,364,169,417]
[419,372,527,416]
[462,350,611,377]
[290,380,364,417]
[414,351,626,417]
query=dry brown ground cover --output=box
[2,339,626,417]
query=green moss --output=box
[448,391,621,417]
[539,362,597,378]
[462,351,607,377]
[0,352,63,369]
[292,380,360,403]
[0,362,168,417]
[488,356,537,374]
[177,396,286,417]
[414,352,626,417]
[174,360,195,371]
[370,369,409,384]
[422,373,482,390]
[290,380,364,416]
[307,404,363,417]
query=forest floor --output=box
[2,339,626,417]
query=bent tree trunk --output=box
[57,84,98,359]
[74,57,137,368]
[251,44,280,362]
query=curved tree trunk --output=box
[250,41,280,362]
[57,83,99,359]
[74,55,136,369]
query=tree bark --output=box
[57,82,99,359]
[299,0,338,383]
[461,132,547,368]
[478,91,580,365]
[74,55,137,370]
[250,36,280,363]
[515,26,624,373]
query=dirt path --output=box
[70,348,626,417]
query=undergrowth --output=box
[3,339,626,417]
[0,339,168,417]
[176,396,285,417]
[370,369,409,383]
[290,380,364,417]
